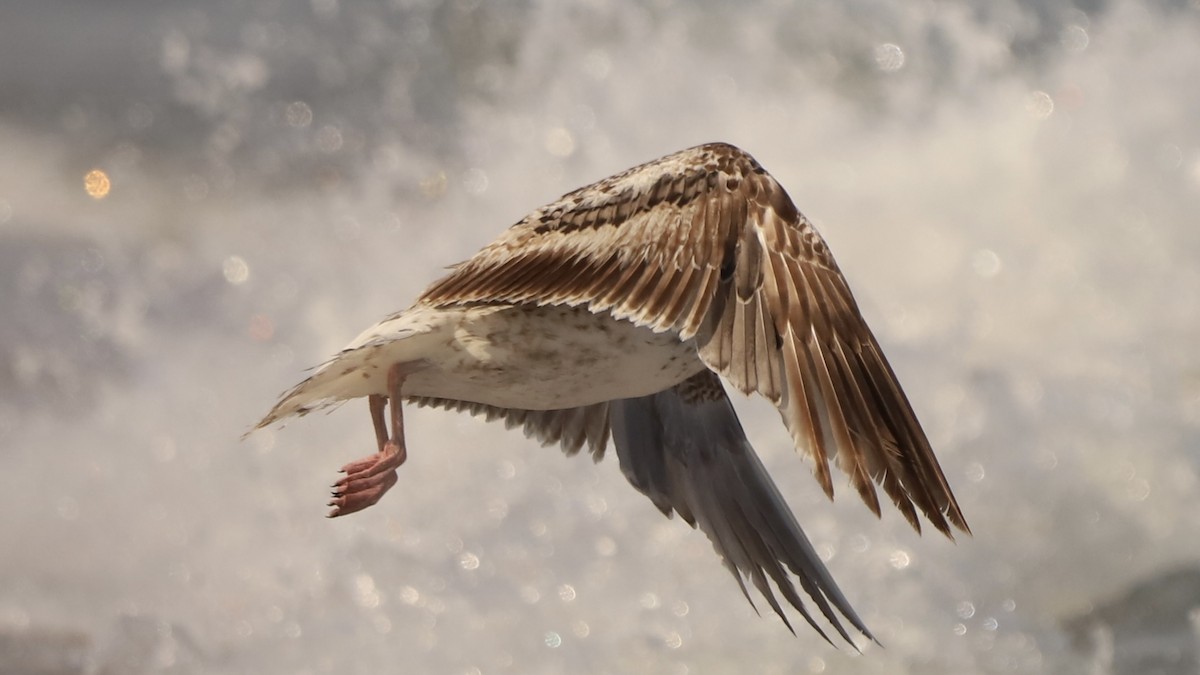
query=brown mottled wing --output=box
[419,142,968,536]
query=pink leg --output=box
[328,364,411,517]
[369,394,388,453]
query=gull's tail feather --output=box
[250,317,431,434]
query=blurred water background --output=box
[2,0,1199,673]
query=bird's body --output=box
[254,142,967,645]
[260,303,701,414]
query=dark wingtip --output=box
[777,610,797,637]
[945,511,972,540]
[952,510,973,537]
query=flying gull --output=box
[252,142,969,645]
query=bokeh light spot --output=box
[316,125,343,153]
[1026,91,1054,119]
[545,128,576,157]
[285,101,313,128]
[420,170,448,199]
[584,50,611,80]
[594,536,617,556]
[972,249,1003,278]
[84,169,111,199]
[966,462,986,482]
[223,255,250,285]
[463,168,489,195]
[874,43,905,72]
[1061,25,1089,53]
[354,574,381,608]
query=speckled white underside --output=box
[304,303,703,412]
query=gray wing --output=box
[611,369,872,646]
[415,371,872,645]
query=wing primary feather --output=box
[798,265,877,514]
[749,566,800,637]
[780,334,834,498]
[830,344,914,526]
[860,341,968,535]
[803,262,953,532]
[855,345,944,533]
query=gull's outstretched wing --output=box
[419,142,967,537]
